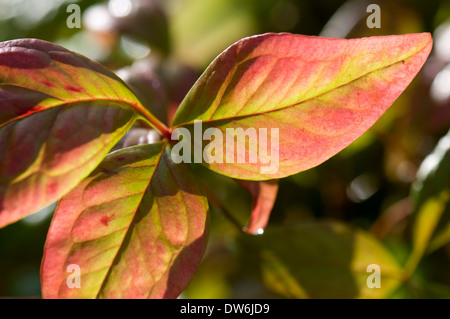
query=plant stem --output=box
[135,104,172,140]
[199,180,245,232]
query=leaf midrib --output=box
[94,142,166,299]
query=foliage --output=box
[0,0,449,299]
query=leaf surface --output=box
[239,221,403,298]
[41,143,209,298]
[172,33,432,180]
[0,39,164,227]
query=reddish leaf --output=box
[41,143,209,298]
[171,33,432,180]
[235,179,279,234]
[0,39,167,227]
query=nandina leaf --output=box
[235,179,278,234]
[41,143,209,299]
[0,39,166,227]
[171,33,432,180]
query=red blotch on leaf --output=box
[42,80,55,88]
[47,182,58,195]
[100,214,115,226]
[66,86,82,93]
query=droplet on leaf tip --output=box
[243,227,265,235]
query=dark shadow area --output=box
[237,222,359,298]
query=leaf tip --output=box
[243,226,265,235]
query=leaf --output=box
[409,130,450,263]
[171,33,432,180]
[41,143,209,298]
[239,221,403,298]
[0,39,167,227]
[235,179,279,234]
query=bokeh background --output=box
[0,0,450,298]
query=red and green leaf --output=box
[171,33,432,180]
[0,39,167,227]
[41,143,209,298]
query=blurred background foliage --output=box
[0,0,450,298]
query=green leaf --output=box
[41,143,209,298]
[0,39,168,227]
[239,221,403,298]
[407,130,450,273]
[171,33,432,180]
